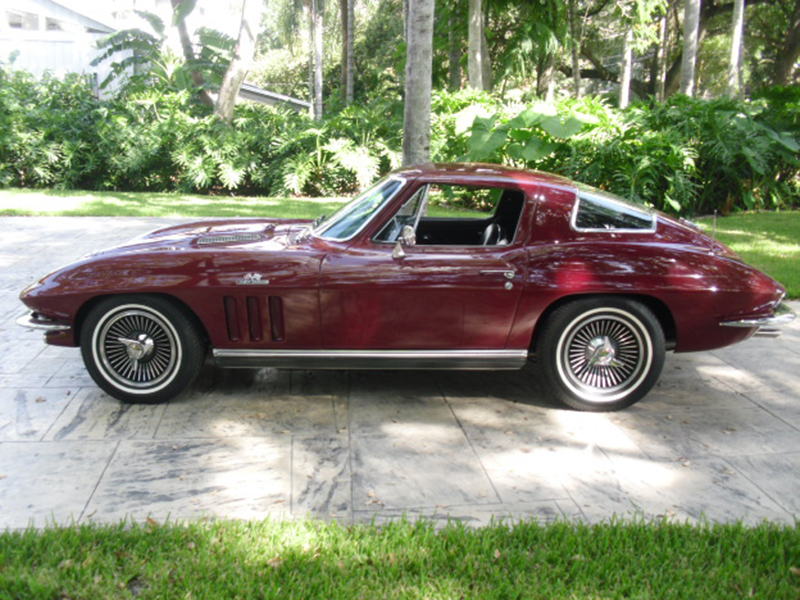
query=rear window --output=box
[572,192,656,232]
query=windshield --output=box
[314,177,404,241]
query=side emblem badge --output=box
[236,273,270,286]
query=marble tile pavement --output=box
[1,217,798,530]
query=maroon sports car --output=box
[18,164,794,411]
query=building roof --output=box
[239,82,311,113]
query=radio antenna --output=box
[712,210,717,240]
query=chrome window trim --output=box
[214,348,529,370]
[314,177,406,242]
[570,191,657,234]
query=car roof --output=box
[393,162,576,189]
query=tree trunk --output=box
[680,0,701,96]
[656,11,669,102]
[215,0,262,123]
[308,1,314,119]
[170,0,213,106]
[311,0,324,121]
[403,0,409,41]
[346,0,354,104]
[664,0,776,96]
[620,28,633,108]
[539,53,556,102]
[340,0,348,97]
[448,6,462,91]
[775,0,800,85]
[727,0,745,98]
[569,0,581,99]
[480,8,493,91]
[537,52,555,100]
[468,0,484,89]
[339,0,354,104]
[403,0,434,166]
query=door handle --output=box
[480,269,515,280]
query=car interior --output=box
[376,185,526,247]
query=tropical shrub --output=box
[457,94,799,215]
[1,65,797,217]
[0,69,106,189]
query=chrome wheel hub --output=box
[586,335,622,368]
[118,333,156,362]
[556,308,653,403]
[94,307,180,391]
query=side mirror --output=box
[392,225,416,260]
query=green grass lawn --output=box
[0,188,349,219]
[1,518,799,599]
[696,211,800,299]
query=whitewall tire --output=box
[81,296,204,404]
[536,298,665,411]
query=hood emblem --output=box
[236,273,270,286]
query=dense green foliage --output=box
[458,92,800,215]
[1,518,799,599]
[1,66,798,216]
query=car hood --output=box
[88,218,315,257]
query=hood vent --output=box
[197,233,263,246]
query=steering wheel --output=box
[481,223,505,246]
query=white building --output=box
[0,0,122,93]
[1,0,310,110]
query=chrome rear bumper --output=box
[720,302,796,338]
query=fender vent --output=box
[198,233,262,246]
[223,296,284,342]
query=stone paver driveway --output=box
[1,217,798,530]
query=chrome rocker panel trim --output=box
[720,302,796,338]
[16,312,71,333]
[213,349,529,370]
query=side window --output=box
[426,185,500,218]
[374,183,526,246]
[573,193,656,232]
[420,184,525,246]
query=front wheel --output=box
[81,296,205,404]
[535,298,665,411]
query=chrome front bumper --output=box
[720,302,796,338]
[16,312,71,333]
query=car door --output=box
[318,183,530,350]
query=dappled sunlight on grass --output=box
[2,518,799,598]
[0,189,348,219]
[698,211,800,298]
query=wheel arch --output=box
[74,293,210,349]
[528,293,677,354]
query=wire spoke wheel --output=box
[82,297,204,403]
[539,300,665,411]
[558,310,650,402]
[96,308,180,391]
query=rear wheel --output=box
[536,298,665,411]
[81,296,205,404]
